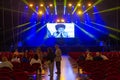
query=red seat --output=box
[31,63,41,71]
[26,63,41,78]
[21,62,31,71]
[106,75,120,80]
[0,76,11,80]
[13,72,28,80]
[12,62,23,71]
[0,67,12,72]
[0,67,13,79]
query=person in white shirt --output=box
[30,54,42,73]
[11,54,20,63]
[101,54,109,60]
[0,56,13,70]
[54,45,62,74]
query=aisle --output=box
[42,55,77,80]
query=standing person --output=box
[55,45,62,75]
[36,47,43,62]
[47,47,56,77]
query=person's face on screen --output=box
[57,27,65,33]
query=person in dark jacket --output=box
[93,52,103,61]
[47,47,56,77]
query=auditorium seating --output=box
[0,52,43,80]
[0,51,120,80]
[68,52,120,80]
[0,67,13,80]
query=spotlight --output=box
[29,3,33,7]
[56,19,60,23]
[61,19,65,23]
[88,3,92,7]
[38,11,43,15]
[49,3,53,7]
[68,3,72,7]
[77,10,82,15]
[40,4,44,7]
[77,3,81,7]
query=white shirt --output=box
[30,58,42,65]
[30,58,42,69]
[0,61,13,70]
[11,57,20,63]
[101,55,109,60]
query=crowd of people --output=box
[78,49,109,61]
[0,45,62,78]
[0,46,110,79]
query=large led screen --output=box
[46,23,74,38]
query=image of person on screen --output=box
[53,24,68,38]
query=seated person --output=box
[13,49,19,56]
[21,50,30,63]
[30,54,42,69]
[0,56,13,70]
[100,54,109,60]
[77,53,86,61]
[93,52,103,61]
[85,52,93,60]
[11,54,20,63]
[53,24,68,38]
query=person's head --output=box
[37,47,41,51]
[47,47,53,53]
[12,54,17,58]
[36,47,41,53]
[2,56,8,62]
[96,52,101,56]
[55,44,59,49]
[55,24,65,33]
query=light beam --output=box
[74,23,98,41]
[72,0,82,14]
[91,22,120,33]
[83,0,103,14]
[54,0,57,15]
[93,6,120,14]
[82,22,120,40]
